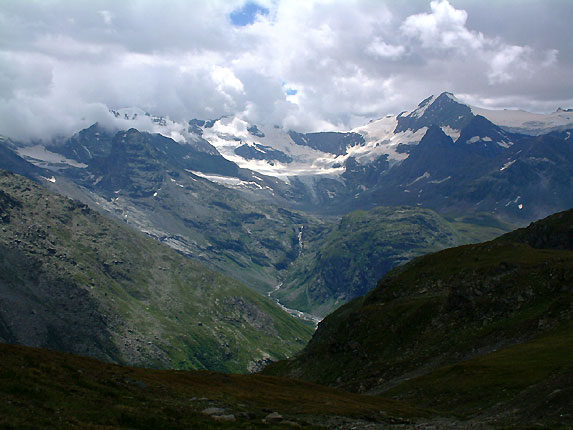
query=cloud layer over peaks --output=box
[0,0,571,141]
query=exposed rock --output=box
[212,414,236,422]
[201,407,226,416]
[264,411,284,423]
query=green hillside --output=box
[265,210,573,426]
[277,206,511,317]
[0,170,313,373]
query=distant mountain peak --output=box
[407,92,462,115]
[395,92,474,133]
[438,90,457,99]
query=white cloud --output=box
[488,45,533,84]
[99,10,113,26]
[401,0,483,51]
[367,38,405,59]
[211,66,245,94]
[0,0,569,141]
[400,0,559,87]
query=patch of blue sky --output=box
[230,2,269,26]
[282,81,298,96]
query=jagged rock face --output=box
[456,115,515,155]
[234,143,292,163]
[52,123,114,165]
[247,125,265,138]
[94,129,167,197]
[89,128,242,198]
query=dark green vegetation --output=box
[0,170,313,373]
[276,206,511,317]
[0,342,422,429]
[266,209,573,427]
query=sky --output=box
[1,0,572,141]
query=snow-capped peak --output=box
[408,95,437,118]
[403,92,463,119]
[106,108,191,143]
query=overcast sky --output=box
[1,0,572,141]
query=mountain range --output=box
[8,92,573,219]
[0,91,572,428]
[1,92,571,320]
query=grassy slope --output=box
[385,325,572,425]
[277,206,512,317]
[0,170,313,373]
[44,128,328,296]
[265,210,573,425]
[0,342,422,429]
[96,173,324,295]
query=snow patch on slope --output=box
[441,126,460,141]
[404,95,437,118]
[17,145,88,169]
[500,160,516,171]
[471,106,573,135]
[351,116,427,165]
[408,171,431,186]
[201,117,346,178]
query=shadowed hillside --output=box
[265,209,573,427]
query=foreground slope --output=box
[265,209,573,425]
[0,342,425,429]
[0,170,312,373]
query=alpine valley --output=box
[0,92,572,428]
[2,92,571,318]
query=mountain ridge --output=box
[0,170,313,372]
[5,92,572,221]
